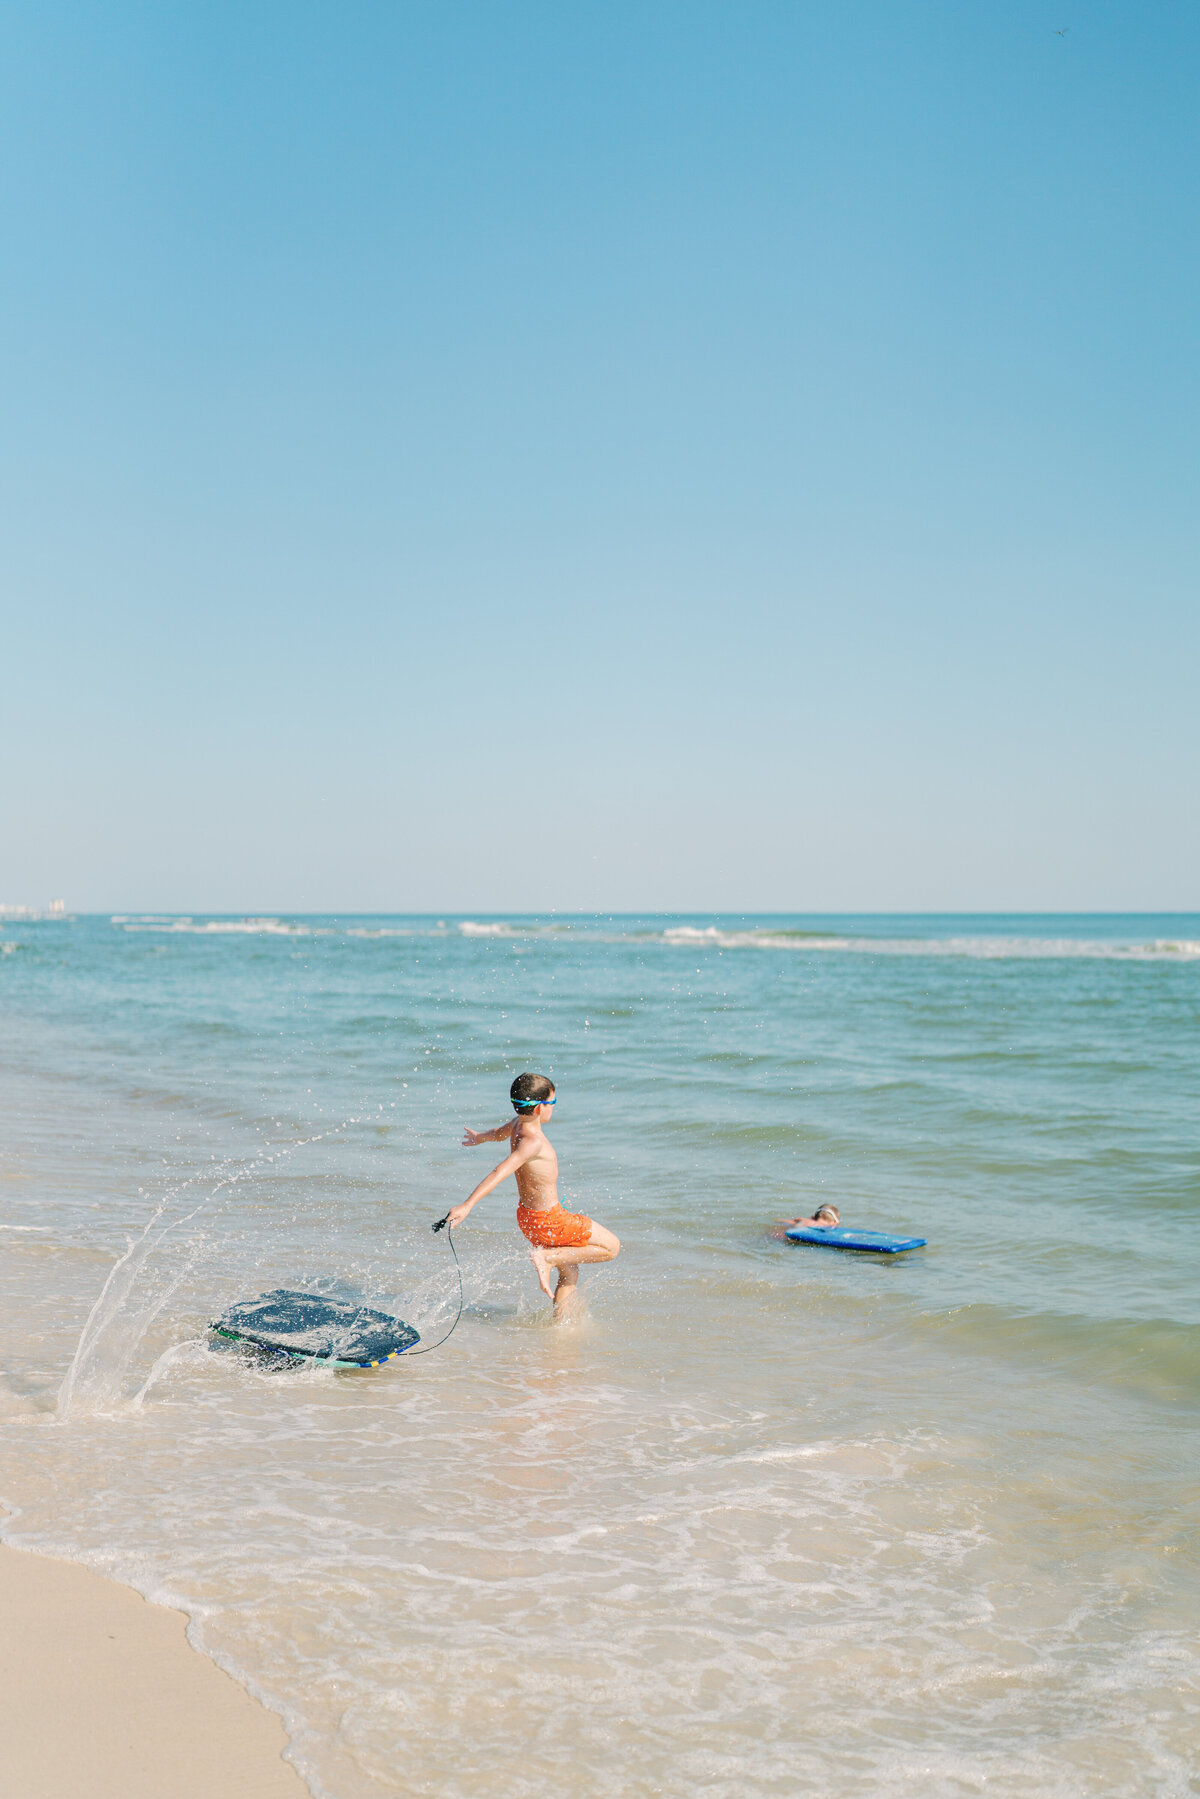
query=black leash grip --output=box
[432,1213,450,1233]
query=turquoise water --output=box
[1,913,1197,1797]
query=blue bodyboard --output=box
[210,1289,420,1367]
[785,1227,927,1254]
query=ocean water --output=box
[0,913,1197,1798]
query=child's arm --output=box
[461,1120,515,1147]
[446,1135,537,1227]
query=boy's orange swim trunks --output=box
[516,1203,593,1250]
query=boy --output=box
[783,1204,840,1229]
[448,1072,620,1316]
[772,1204,840,1239]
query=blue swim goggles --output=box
[515,1096,556,1109]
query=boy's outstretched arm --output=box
[462,1121,515,1147]
[446,1136,536,1227]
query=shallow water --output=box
[1,914,1197,1797]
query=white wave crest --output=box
[120,918,321,937]
[663,925,844,950]
[660,930,1200,961]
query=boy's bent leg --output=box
[533,1223,620,1275]
[530,1242,610,1294]
[586,1221,620,1257]
[528,1221,620,1306]
[528,1223,620,1305]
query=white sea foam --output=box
[119,918,323,937]
[660,927,1200,960]
[457,920,577,939]
[94,916,1200,959]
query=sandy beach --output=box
[0,1543,307,1799]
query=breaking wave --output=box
[659,927,1200,960]
[117,918,324,937]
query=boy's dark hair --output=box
[511,1072,555,1112]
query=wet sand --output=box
[0,1544,308,1799]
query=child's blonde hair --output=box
[814,1205,840,1224]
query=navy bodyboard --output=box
[785,1227,927,1254]
[210,1289,420,1366]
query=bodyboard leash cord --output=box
[402,1214,463,1356]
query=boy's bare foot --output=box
[529,1244,554,1300]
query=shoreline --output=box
[0,1542,310,1799]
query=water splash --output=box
[57,1176,226,1419]
[127,1338,208,1411]
[56,1119,367,1420]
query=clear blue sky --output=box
[2,1,1196,912]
